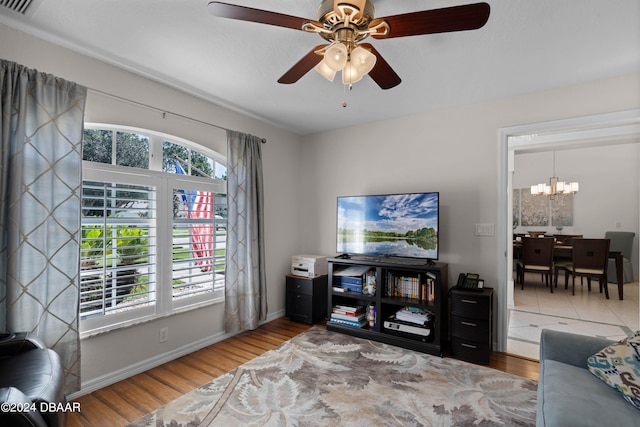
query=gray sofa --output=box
[537,329,639,427]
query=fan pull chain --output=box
[342,83,353,108]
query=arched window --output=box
[80,125,227,334]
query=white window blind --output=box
[80,181,157,320]
[172,189,226,302]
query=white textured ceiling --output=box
[1,0,639,135]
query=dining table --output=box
[513,241,625,300]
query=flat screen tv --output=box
[336,192,439,260]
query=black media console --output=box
[327,257,448,356]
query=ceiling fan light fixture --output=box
[350,46,376,75]
[314,59,337,81]
[208,1,490,91]
[342,60,364,84]
[324,42,348,71]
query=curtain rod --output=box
[88,88,267,144]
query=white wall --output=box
[299,73,640,351]
[0,24,304,393]
[514,146,640,277]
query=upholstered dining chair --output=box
[564,238,611,298]
[604,231,635,284]
[516,237,555,292]
[552,234,583,287]
[553,234,583,246]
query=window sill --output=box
[80,296,224,339]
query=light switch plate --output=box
[475,223,495,236]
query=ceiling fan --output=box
[207,1,490,90]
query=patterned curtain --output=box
[224,130,267,332]
[0,60,86,394]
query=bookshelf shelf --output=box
[327,257,448,357]
[379,296,435,308]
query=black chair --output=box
[516,237,555,292]
[564,238,611,298]
[553,234,583,246]
[552,234,582,287]
[0,333,65,427]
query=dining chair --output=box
[516,237,555,292]
[604,231,635,284]
[565,238,611,298]
[553,234,583,246]
[552,234,582,287]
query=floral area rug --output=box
[128,326,537,426]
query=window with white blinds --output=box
[81,125,227,334]
[80,181,157,320]
[171,189,227,303]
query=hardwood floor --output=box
[67,317,538,427]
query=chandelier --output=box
[530,152,579,197]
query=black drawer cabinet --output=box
[286,275,328,324]
[450,287,493,365]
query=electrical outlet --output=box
[616,222,622,229]
[159,327,168,343]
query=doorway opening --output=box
[498,109,640,359]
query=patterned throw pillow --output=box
[587,331,640,410]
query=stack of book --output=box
[383,307,433,342]
[328,304,368,329]
[385,272,436,303]
[333,266,374,294]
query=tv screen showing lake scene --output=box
[337,192,439,259]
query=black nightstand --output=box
[285,275,328,324]
[450,287,493,365]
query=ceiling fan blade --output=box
[277,45,326,84]
[207,1,321,31]
[359,43,401,89]
[370,2,490,39]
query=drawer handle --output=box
[461,343,478,349]
[461,299,478,304]
[296,285,302,289]
[461,321,477,327]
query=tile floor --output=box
[507,273,639,360]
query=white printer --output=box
[291,254,328,278]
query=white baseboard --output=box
[68,309,286,400]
